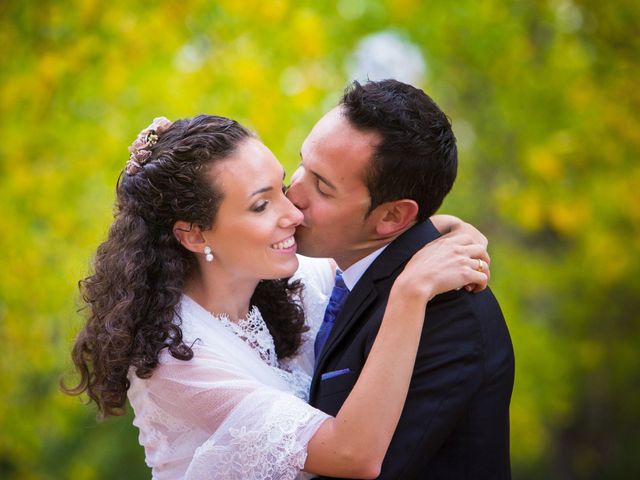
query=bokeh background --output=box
[1,0,639,478]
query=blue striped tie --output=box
[314,270,349,361]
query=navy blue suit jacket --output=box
[309,220,515,479]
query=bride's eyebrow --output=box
[250,186,273,197]
[249,169,286,197]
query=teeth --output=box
[272,236,295,250]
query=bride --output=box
[64,115,489,479]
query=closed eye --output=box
[252,200,269,213]
[315,178,331,197]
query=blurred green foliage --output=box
[1,0,638,478]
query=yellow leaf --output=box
[526,146,563,181]
[291,10,326,58]
[548,198,590,236]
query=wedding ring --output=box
[476,259,484,272]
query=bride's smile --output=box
[271,235,297,252]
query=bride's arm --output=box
[304,234,489,478]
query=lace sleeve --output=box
[185,387,329,480]
[129,324,330,480]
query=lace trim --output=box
[214,307,312,401]
[215,306,279,367]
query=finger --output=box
[470,247,491,276]
[470,258,491,286]
[484,269,491,284]
[472,250,491,284]
[459,244,490,264]
[465,283,487,292]
[441,231,475,246]
[467,271,489,292]
[447,245,489,278]
[477,249,491,266]
[468,269,490,292]
[454,270,487,294]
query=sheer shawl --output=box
[127,255,334,479]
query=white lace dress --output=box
[127,255,334,480]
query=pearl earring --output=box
[204,246,214,262]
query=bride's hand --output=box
[394,233,490,302]
[430,214,488,249]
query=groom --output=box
[287,80,515,479]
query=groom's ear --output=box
[173,220,207,254]
[373,199,419,238]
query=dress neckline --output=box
[181,295,278,367]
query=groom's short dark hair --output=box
[340,79,458,222]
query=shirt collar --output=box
[341,244,389,291]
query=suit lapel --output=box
[314,220,442,375]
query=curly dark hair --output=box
[341,79,458,222]
[63,114,307,418]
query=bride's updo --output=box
[64,115,307,418]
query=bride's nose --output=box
[279,198,304,228]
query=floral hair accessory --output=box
[126,116,173,175]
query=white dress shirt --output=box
[341,244,389,291]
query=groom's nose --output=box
[286,182,303,209]
[286,171,307,209]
